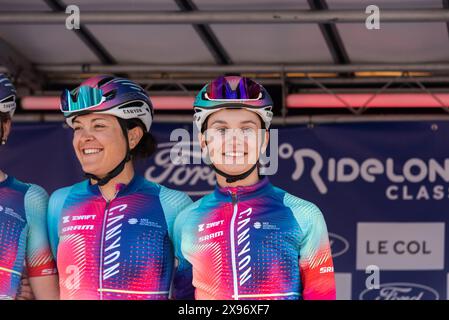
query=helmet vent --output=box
[103,89,117,100]
[0,95,14,103]
[118,101,144,109]
[97,76,114,88]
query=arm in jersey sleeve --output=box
[160,187,195,300]
[287,196,336,300]
[172,208,195,300]
[47,186,71,259]
[24,185,57,277]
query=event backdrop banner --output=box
[1,120,447,300]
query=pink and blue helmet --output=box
[193,75,273,131]
[0,74,17,118]
[60,75,153,131]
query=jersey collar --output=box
[214,176,272,201]
[0,174,13,188]
[85,173,143,197]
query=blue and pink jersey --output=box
[174,177,336,300]
[47,174,193,300]
[0,175,57,300]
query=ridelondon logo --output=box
[144,139,449,201]
[278,143,449,201]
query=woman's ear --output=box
[260,129,270,154]
[198,132,207,150]
[1,119,12,142]
[198,131,214,165]
[128,126,144,150]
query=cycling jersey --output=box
[0,175,57,300]
[174,177,336,300]
[47,174,193,300]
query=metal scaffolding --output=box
[1,9,449,24]
[1,5,449,117]
[35,63,449,73]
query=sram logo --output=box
[320,267,334,274]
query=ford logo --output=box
[329,233,349,258]
[359,282,439,300]
[144,142,215,197]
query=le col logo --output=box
[328,233,350,258]
[359,283,439,300]
[278,143,449,201]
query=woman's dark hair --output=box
[122,118,157,160]
[0,112,11,122]
[0,112,11,142]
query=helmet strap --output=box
[0,119,3,145]
[0,117,7,146]
[211,163,258,184]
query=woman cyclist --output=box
[174,75,336,300]
[48,75,193,300]
[0,73,59,300]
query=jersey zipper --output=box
[97,187,119,300]
[229,191,239,300]
[98,199,111,300]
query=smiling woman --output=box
[174,75,336,300]
[47,75,194,300]
[72,114,129,185]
